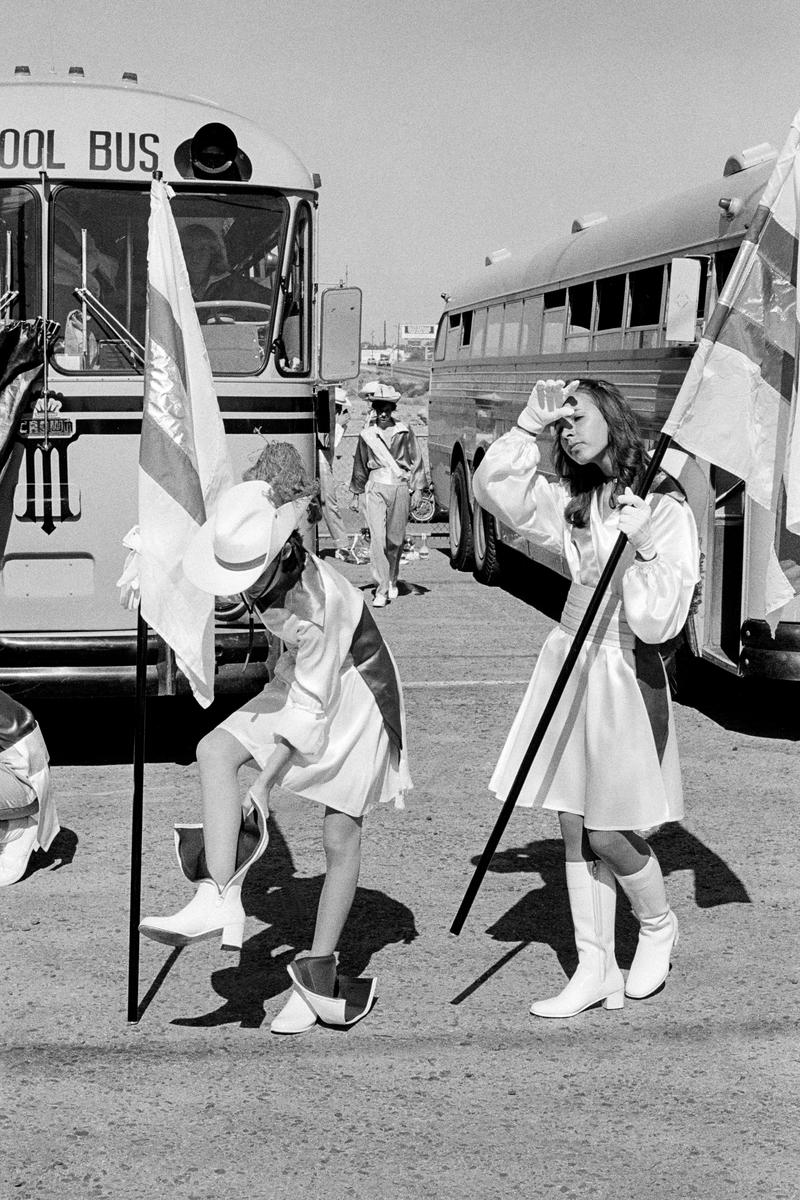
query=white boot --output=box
[530,860,625,1018]
[139,792,268,952]
[270,988,318,1035]
[139,878,245,949]
[616,854,678,998]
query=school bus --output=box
[429,143,800,679]
[0,66,360,698]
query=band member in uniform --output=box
[140,446,411,1034]
[473,379,699,1018]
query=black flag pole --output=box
[126,611,149,1022]
[450,431,673,936]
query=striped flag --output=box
[664,110,800,624]
[139,179,234,706]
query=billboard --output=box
[399,324,436,341]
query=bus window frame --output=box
[500,298,523,356]
[275,199,312,379]
[469,307,487,357]
[47,180,291,379]
[0,182,41,324]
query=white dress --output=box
[220,554,411,816]
[472,426,700,831]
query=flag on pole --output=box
[0,322,50,476]
[663,110,800,625]
[139,179,234,706]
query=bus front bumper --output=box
[0,629,272,701]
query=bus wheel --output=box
[472,497,501,585]
[449,461,474,570]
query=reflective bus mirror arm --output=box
[72,287,146,372]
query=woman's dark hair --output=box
[243,440,323,524]
[552,378,646,528]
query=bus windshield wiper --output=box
[73,286,146,372]
[0,289,19,317]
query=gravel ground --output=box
[4,420,800,1199]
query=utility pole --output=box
[383,319,387,348]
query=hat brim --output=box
[183,497,298,596]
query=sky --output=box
[4,0,800,341]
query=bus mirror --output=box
[666,258,702,343]
[319,286,362,381]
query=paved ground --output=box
[4,534,800,1199]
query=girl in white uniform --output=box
[472,379,700,1018]
[140,447,411,1034]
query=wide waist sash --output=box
[560,583,670,763]
[560,582,636,650]
[349,603,403,754]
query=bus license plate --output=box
[21,416,75,439]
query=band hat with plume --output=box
[183,481,300,595]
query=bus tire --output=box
[449,461,474,570]
[472,497,502,585]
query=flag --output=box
[663,110,800,624]
[139,179,234,706]
[0,322,50,477]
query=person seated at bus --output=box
[472,378,700,1019]
[180,223,269,315]
[349,393,427,607]
[0,690,59,887]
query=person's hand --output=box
[617,487,657,560]
[518,379,580,434]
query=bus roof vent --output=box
[571,212,607,234]
[122,71,139,84]
[14,65,31,76]
[723,142,776,176]
[68,66,85,79]
[485,248,511,266]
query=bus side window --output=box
[277,203,311,375]
[565,282,593,351]
[446,312,462,358]
[470,307,487,357]
[625,265,665,349]
[485,304,503,356]
[714,247,738,293]
[593,274,626,350]
[541,289,566,354]
[501,300,522,355]
[433,315,447,360]
[459,310,473,354]
[519,295,542,356]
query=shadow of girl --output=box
[172,816,418,1029]
[479,823,749,977]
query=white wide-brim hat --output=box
[183,481,300,595]
[361,381,401,401]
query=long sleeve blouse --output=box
[472,426,700,645]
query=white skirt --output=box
[221,663,411,818]
[489,584,684,831]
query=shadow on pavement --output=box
[163,819,418,1029]
[468,824,749,983]
[22,826,79,879]
[32,694,251,767]
[675,654,800,740]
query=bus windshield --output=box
[49,187,288,375]
[0,187,39,322]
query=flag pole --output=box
[126,609,149,1021]
[450,431,673,936]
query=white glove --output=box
[617,488,656,560]
[518,379,580,434]
[116,525,142,610]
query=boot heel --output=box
[221,920,244,951]
[603,988,625,1010]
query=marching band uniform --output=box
[0,691,59,886]
[139,482,411,1033]
[473,410,700,1014]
